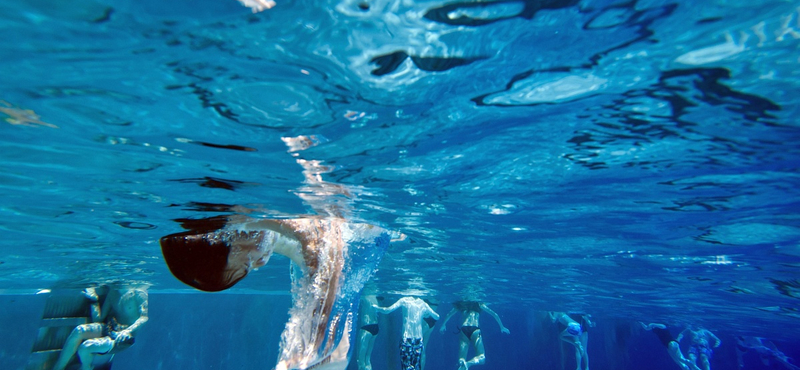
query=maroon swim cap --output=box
[160,230,246,292]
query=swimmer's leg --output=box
[777,356,800,370]
[687,352,702,370]
[52,323,104,370]
[699,354,711,370]
[559,330,582,370]
[581,331,590,370]
[77,336,114,370]
[458,331,470,369]
[357,329,375,370]
[464,331,485,369]
[667,341,694,370]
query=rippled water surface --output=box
[1,0,800,342]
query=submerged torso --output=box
[106,288,147,328]
[456,302,482,327]
[399,298,432,339]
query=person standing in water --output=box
[678,326,721,370]
[549,312,593,370]
[419,299,438,370]
[439,301,510,370]
[639,322,701,370]
[356,294,381,370]
[373,297,440,370]
[52,284,148,370]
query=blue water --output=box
[1,0,800,369]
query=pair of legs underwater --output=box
[457,325,485,370]
[550,312,592,370]
[640,322,701,370]
[440,301,510,370]
[356,295,380,370]
[52,285,148,370]
[53,323,116,370]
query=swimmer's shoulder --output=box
[118,287,148,304]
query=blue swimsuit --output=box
[400,337,423,370]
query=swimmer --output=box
[161,215,398,370]
[0,100,57,128]
[52,285,148,370]
[356,295,381,370]
[439,301,510,370]
[639,322,701,370]
[677,326,721,370]
[549,312,593,370]
[736,336,800,370]
[162,135,400,369]
[236,0,276,13]
[419,299,438,370]
[372,297,440,370]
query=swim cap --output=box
[567,322,582,336]
[161,229,246,292]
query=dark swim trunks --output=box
[400,337,423,370]
[460,325,480,339]
[100,318,135,354]
[689,344,713,359]
[424,316,437,329]
[361,323,379,336]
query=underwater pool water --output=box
[1,0,799,369]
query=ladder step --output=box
[41,317,88,327]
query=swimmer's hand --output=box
[390,232,407,242]
[82,287,99,303]
[236,0,276,13]
[115,331,133,344]
[501,327,510,334]
[439,325,447,334]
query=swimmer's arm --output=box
[244,219,306,267]
[584,314,595,328]
[480,303,510,334]
[98,291,115,322]
[390,232,407,242]
[640,322,666,331]
[439,308,457,333]
[708,331,721,347]
[424,305,440,321]
[373,300,402,314]
[83,288,102,323]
